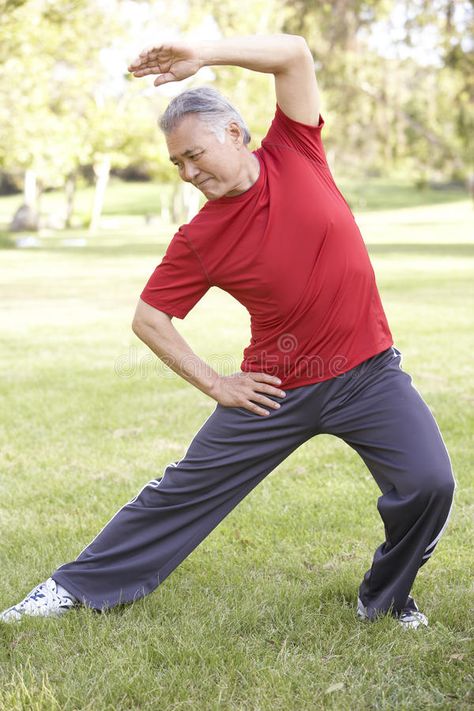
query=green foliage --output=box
[0,0,472,196]
[278,0,473,180]
[0,0,166,191]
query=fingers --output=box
[255,394,282,411]
[244,400,272,417]
[129,62,163,76]
[250,406,271,417]
[246,375,286,417]
[230,372,287,416]
[128,67,172,82]
[128,44,163,71]
[248,372,282,386]
[129,67,161,77]
[245,395,280,417]
[128,43,178,72]
[154,72,175,86]
[247,373,286,399]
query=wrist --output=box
[195,40,218,69]
[207,373,223,401]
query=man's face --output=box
[166,114,245,200]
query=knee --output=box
[415,464,455,503]
[432,472,455,503]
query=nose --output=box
[182,162,200,183]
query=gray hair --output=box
[158,86,251,145]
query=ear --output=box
[226,121,244,148]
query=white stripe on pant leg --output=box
[162,401,219,473]
[72,474,165,559]
[422,494,455,561]
[72,453,185,559]
[391,345,403,365]
[391,345,457,563]
[72,404,219,559]
[419,424,456,563]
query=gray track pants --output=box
[52,346,456,619]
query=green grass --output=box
[0,189,473,710]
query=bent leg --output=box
[320,347,456,618]
[52,396,314,611]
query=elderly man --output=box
[1,34,455,628]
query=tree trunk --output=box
[24,168,37,209]
[171,182,201,223]
[171,182,184,223]
[10,168,40,231]
[183,181,200,221]
[64,172,77,228]
[36,178,44,218]
[89,155,111,233]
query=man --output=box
[1,34,455,628]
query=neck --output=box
[225,152,260,197]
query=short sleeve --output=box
[139,228,211,319]
[262,103,328,169]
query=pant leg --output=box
[318,346,456,618]
[51,392,316,612]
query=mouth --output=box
[198,178,212,187]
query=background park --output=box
[0,0,473,709]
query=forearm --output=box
[197,33,307,75]
[132,319,221,399]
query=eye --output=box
[190,152,203,160]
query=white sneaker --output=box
[397,597,429,630]
[357,596,428,630]
[0,577,79,623]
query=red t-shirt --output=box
[140,103,393,389]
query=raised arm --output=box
[128,33,320,126]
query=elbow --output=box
[287,34,311,54]
[282,34,313,65]
[131,309,173,337]
[297,36,314,62]
[132,317,149,339]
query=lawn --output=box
[0,183,473,710]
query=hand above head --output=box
[128,36,319,123]
[128,41,202,86]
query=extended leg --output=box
[320,347,456,619]
[51,395,315,611]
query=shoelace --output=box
[29,590,47,602]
